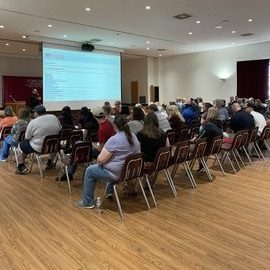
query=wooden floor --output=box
[1,153,270,270]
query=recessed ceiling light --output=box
[146,41,150,44]
[159,54,162,57]
[22,49,26,52]
[0,25,4,29]
[147,47,150,50]
[22,35,27,39]
[48,24,52,28]
[248,18,253,22]
[215,26,223,29]
[85,7,91,12]
[196,20,201,24]
[188,32,193,35]
[145,6,151,10]
[232,30,236,34]
[63,34,67,38]
[5,43,9,46]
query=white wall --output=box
[122,57,148,103]
[147,57,160,102]
[159,41,270,104]
[0,55,42,107]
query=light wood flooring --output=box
[1,153,270,270]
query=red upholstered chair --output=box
[178,127,191,141]
[166,129,176,145]
[101,153,149,220]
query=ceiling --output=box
[1,0,270,58]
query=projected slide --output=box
[43,47,121,110]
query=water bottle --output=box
[96,196,102,214]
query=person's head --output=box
[32,88,38,95]
[113,114,134,145]
[141,112,161,139]
[167,105,180,118]
[61,106,72,118]
[206,107,219,122]
[185,98,192,105]
[245,103,256,113]
[255,99,262,105]
[80,106,89,115]
[232,102,241,113]
[237,98,243,105]
[215,99,225,109]
[92,107,105,123]
[102,104,113,116]
[202,102,213,112]
[132,107,145,121]
[120,105,130,115]
[248,97,255,104]
[114,100,121,107]
[135,103,142,108]
[18,107,30,121]
[104,101,110,106]
[3,106,15,117]
[33,105,46,118]
[147,104,158,113]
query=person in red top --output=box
[0,106,18,134]
[92,107,116,158]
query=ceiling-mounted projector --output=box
[81,43,95,51]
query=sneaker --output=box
[76,200,95,209]
[16,165,29,175]
[0,158,7,163]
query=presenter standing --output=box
[29,89,41,110]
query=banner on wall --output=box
[2,76,42,107]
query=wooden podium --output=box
[5,101,26,116]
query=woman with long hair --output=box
[137,112,167,162]
[128,106,145,135]
[58,106,75,129]
[76,114,140,208]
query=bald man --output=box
[229,102,255,133]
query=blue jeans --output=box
[0,135,17,159]
[82,164,114,206]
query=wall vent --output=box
[173,13,193,20]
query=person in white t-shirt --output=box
[245,103,267,135]
[16,105,61,175]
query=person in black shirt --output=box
[29,89,41,110]
[58,106,75,129]
[229,103,255,133]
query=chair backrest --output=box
[190,125,200,137]
[223,120,230,131]
[66,130,84,149]
[259,126,270,141]
[172,140,190,164]
[0,126,12,140]
[60,128,73,141]
[69,141,92,165]
[231,132,243,150]
[41,134,60,154]
[166,129,176,145]
[241,129,250,147]
[208,135,223,155]
[192,138,207,158]
[248,127,259,144]
[178,127,191,141]
[118,153,144,183]
[152,146,171,171]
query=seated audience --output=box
[137,112,167,162]
[76,114,140,208]
[113,100,122,114]
[0,107,29,162]
[148,104,171,132]
[16,105,61,175]
[264,106,270,126]
[120,105,130,117]
[167,104,185,129]
[58,106,75,129]
[202,102,213,113]
[229,103,255,133]
[128,107,144,135]
[78,107,99,139]
[245,103,267,135]
[0,106,18,134]
[255,99,266,114]
[182,98,199,126]
[102,104,115,124]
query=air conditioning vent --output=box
[240,33,254,37]
[88,39,102,43]
[173,13,193,20]
[157,49,168,52]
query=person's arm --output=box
[97,147,112,165]
[25,122,34,140]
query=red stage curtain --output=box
[2,76,42,107]
[237,59,269,101]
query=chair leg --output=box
[235,149,246,169]
[36,155,44,179]
[29,153,35,173]
[102,182,110,202]
[264,140,270,154]
[252,142,261,159]
[215,154,225,176]
[185,161,197,188]
[57,165,64,186]
[171,163,180,179]
[242,146,252,165]
[145,174,157,207]
[255,141,266,161]
[200,157,213,181]
[138,178,150,210]
[65,165,72,195]
[113,185,124,220]
[226,152,237,173]
[164,169,177,197]
[232,150,241,171]
[183,162,196,188]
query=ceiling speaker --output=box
[81,43,95,51]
